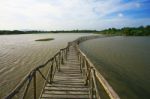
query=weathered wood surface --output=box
[40,45,89,99]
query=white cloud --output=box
[118,13,124,17]
[0,0,149,30]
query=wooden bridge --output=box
[5,36,120,99]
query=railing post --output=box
[55,56,60,72]
[80,55,82,70]
[65,49,67,60]
[78,51,80,61]
[79,55,82,73]
[58,52,61,70]
[82,56,85,69]
[49,59,54,83]
[67,43,70,52]
[92,68,101,99]
[33,71,36,99]
[84,59,88,81]
[89,69,94,99]
[22,74,32,99]
[61,50,64,64]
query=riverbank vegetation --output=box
[1,25,150,36]
[97,25,150,36]
[0,30,97,35]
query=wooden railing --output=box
[74,36,120,99]
[74,35,103,44]
[5,44,70,99]
[76,46,100,98]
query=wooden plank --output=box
[44,86,89,91]
[46,84,88,88]
[40,45,89,99]
[44,91,88,95]
[41,94,89,99]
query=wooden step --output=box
[44,90,88,95]
[46,84,88,88]
[44,86,89,91]
[41,94,89,99]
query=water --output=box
[0,33,90,98]
[79,36,150,99]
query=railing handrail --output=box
[5,44,70,99]
[77,46,120,99]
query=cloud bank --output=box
[0,0,150,30]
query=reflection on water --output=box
[80,36,150,99]
[0,33,90,98]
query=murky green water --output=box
[0,33,91,98]
[80,36,150,99]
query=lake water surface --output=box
[80,36,150,99]
[0,33,90,98]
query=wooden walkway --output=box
[40,45,89,99]
[5,36,120,99]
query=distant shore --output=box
[1,25,150,36]
[0,30,98,35]
[96,25,150,36]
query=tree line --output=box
[98,25,150,36]
[0,26,150,36]
[0,30,97,35]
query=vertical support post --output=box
[67,43,69,52]
[61,50,64,64]
[82,56,85,67]
[90,70,94,99]
[58,52,61,70]
[79,52,81,61]
[22,75,32,99]
[55,56,60,71]
[64,49,66,60]
[83,56,87,79]
[33,71,36,99]
[77,53,83,73]
[83,56,86,77]
[65,49,67,60]
[78,51,80,60]
[79,54,82,73]
[92,69,101,99]
[67,45,69,52]
[80,55,82,69]
[49,59,54,83]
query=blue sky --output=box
[0,0,150,30]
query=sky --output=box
[0,0,150,30]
